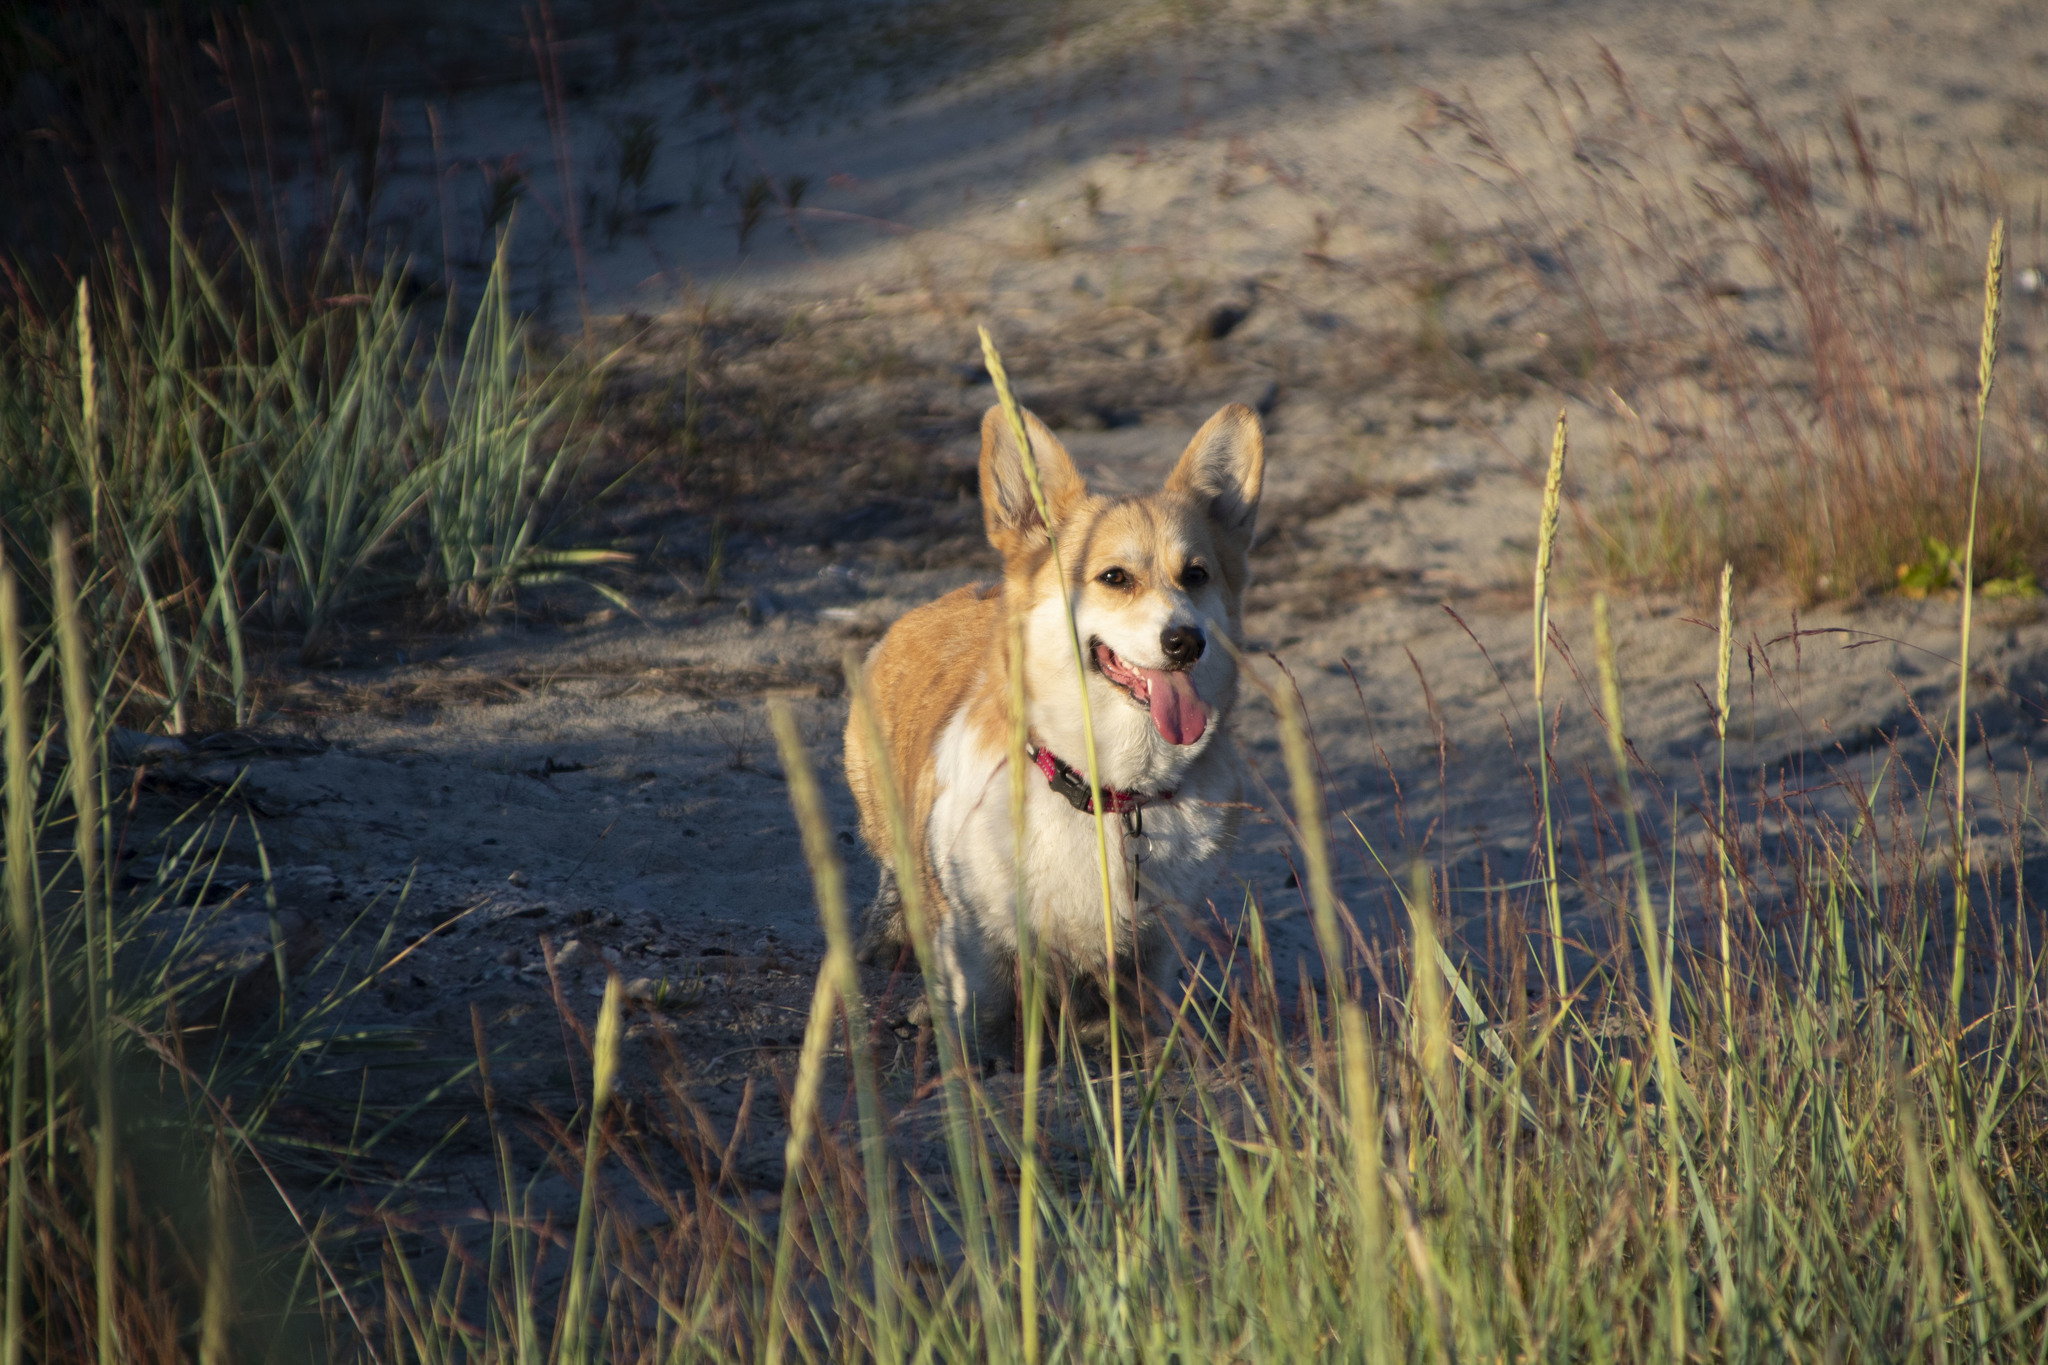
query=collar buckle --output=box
[1029,743,1174,818]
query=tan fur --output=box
[842,583,1005,922]
[845,401,1266,1050]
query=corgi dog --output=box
[844,401,1264,1052]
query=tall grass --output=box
[0,516,439,1361]
[977,322,1130,1193]
[278,273,2046,1362]
[9,233,2048,1362]
[1952,221,2006,1029]
[340,713,2048,1361]
[1532,409,1572,1094]
[0,221,609,729]
[763,699,891,1365]
[4,561,33,1365]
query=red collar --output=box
[1029,744,1174,816]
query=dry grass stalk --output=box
[561,975,623,1365]
[1951,218,2005,1027]
[1713,559,1737,1108]
[1005,618,1045,1365]
[198,1140,235,1365]
[2,561,29,1365]
[766,698,898,1364]
[54,526,117,1365]
[976,324,1132,1349]
[1532,409,1574,1092]
[975,326,1126,1118]
[1593,592,1687,1360]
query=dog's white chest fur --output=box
[926,703,1239,977]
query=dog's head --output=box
[980,402,1264,780]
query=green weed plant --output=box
[0,221,612,730]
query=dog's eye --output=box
[1097,567,1131,589]
[1182,563,1209,589]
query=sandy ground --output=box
[133,0,2048,1204]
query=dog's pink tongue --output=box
[1143,669,1207,746]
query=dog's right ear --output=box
[979,405,1086,559]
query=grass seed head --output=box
[592,974,624,1113]
[1715,561,1734,739]
[1535,408,1568,599]
[1978,217,2005,423]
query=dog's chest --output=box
[925,711,1236,953]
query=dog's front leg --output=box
[1129,918,1187,1063]
[929,914,1017,1065]
[854,864,907,966]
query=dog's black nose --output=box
[1161,624,1205,667]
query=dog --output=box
[844,400,1264,1053]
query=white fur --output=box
[924,598,1245,1041]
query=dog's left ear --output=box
[980,404,1088,560]
[1165,403,1264,552]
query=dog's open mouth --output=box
[1092,641,1207,746]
